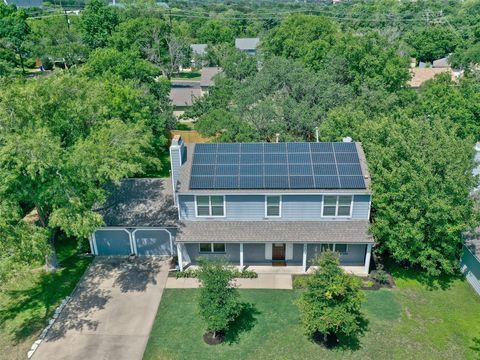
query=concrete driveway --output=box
[33,257,169,360]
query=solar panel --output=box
[313,164,337,176]
[288,153,311,164]
[264,164,288,176]
[314,176,340,188]
[310,143,333,153]
[337,164,362,176]
[190,142,366,190]
[190,176,215,189]
[241,143,264,153]
[264,176,289,188]
[195,144,217,154]
[311,153,335,164]
[217,143,241,153]
[240,153,261,164]
[264,153,287,164]
[287,143,310,153]
[289,164,313,175]
[264,143,287,153]
[216,165,239,175]
[339,176,366,189]
[239,176,264,188]
[191,164,215,176]
[194,153,216,165]
[333,142,356,153]
[214,176,239,189]
[290,176,315,188]
[335,152,360,164]
[217,153,240,164]
[240,165,263,176]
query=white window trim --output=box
[265,195,282,218]
[198,243,226,253]
[195,195,226,218]
[321,195,353,218]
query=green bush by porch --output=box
[144,277,480,359]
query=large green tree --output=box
[80,0,119,49]
[0,73,164,271]
[406,26,460,63]
[0,4,30,73]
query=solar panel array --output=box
[189,142,366,190]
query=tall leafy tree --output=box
[0,4,30,73]
[80,0,119,49]
[406,26,460,63]
[0,74,162,271]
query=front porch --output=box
[176,241,373,275]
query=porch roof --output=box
[175,220,373,243]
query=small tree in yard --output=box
[297,251,364,346]
[197,258,241,344]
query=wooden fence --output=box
[170,130,212,143]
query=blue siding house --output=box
[170,136,374,274]
[90,136,374,275]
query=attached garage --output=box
[91,178,178,257]
[134,229,173,256]
[93,229,132,256]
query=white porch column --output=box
[177,243,184,271]
[240,243,244,268]
[364,244,372,274]
[302,243,307,273]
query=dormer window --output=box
[322,195,353,217]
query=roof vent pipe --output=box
[315,127,319,143]
[275,133,280,143]
[343,136,353,143]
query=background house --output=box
[190,44,208,68]
[235,38,260,56]
[169,82,202,117]
[200,66,221,94]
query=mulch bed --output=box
[360,273,396,290]
[203,331,225,345]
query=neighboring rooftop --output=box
[200,67,222,87]
[169,86,202,107]
[176,220,373,243]
[4,0,42,7]
[432,56,450,68]
[408,67,455,87]
[235,38,260,51]
[177,142,371,193]
[96,178,177,227]
[190,44,208,56]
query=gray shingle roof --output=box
[176,220,373,243]
[235,38,260,51]
[96,178,177,227]
[432,57,450,68]
[190,44,208,56]
[169,86,202,107]
[200,67,222,87]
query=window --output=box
[196,196,225,217]
[322,195,353,217]
[199,243,226,253]
[335,244,348,254]
[266,196,281,217]
[321,244,334,252]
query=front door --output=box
[272,243,286,261]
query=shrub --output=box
[293,275,310,289]
[176,268,257,279]
[197,259,241,340]
[296,251,365,344]
[176,269,198,278]
[369,264,390,285]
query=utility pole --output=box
[64,9,70,31]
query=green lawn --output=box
[144,277,480,360]
[0,239,92,360]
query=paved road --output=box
[33,257,169,360]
